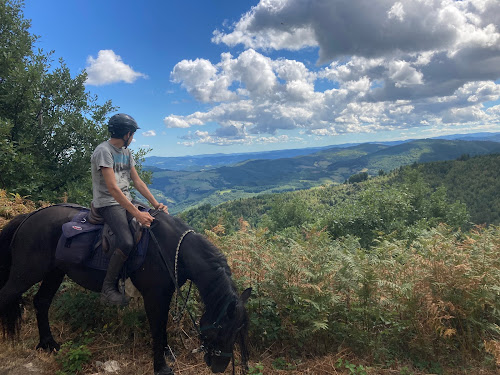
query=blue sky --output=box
[23,0,500,157]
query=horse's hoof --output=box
[36,338,60,352]
[154,366,174,375]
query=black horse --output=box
[0,205,251,375]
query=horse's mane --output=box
[190,233,237,313]
[156,212,236,304]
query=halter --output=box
[198,297,237,358]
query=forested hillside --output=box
[144,131,500,172]
[342,139,500,172]
[152,139,500,213]
[401,153,500,225]
[144,145,335,171]
[180,153,500,237]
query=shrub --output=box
[56,339,92,375]
[53,283,116,332]
[212,222,500,368]
[52,280,150,341]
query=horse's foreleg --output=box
[33,268,65,352]
[143,291,174,375]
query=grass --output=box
[1,190,500,374]
[3,307,496,375]
[1,273,499,375]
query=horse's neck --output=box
[181,236,235,307]
[198,271,234,309]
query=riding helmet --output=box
[108,113,140,136]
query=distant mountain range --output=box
[144,132,500,171]
[144,146,336,171]
[146,133,500,213]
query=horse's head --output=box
[199,288,252,373]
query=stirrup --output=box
[100,289,130,307]
[100,278,130,306]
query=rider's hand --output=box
[155,203,169,214]
[136,211,154,227]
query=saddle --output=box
[55,203,150,272]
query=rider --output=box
[91,113,168,306]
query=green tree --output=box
[268,195,314,232]
[0,0,117,204]
[348,172,369,184]
[321,170,469,247]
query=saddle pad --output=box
[55,209,150,273]
[84,228,149,273]
[55,210,102,264]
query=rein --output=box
[147,217,198,330]
[173,229,195,321]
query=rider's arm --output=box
[101,167,154,226]
[130,166,168,213]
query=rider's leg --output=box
[99,205,134,306]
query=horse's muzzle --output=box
[205,353,230,373]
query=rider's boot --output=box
[100,248,130,306]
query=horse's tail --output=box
[0,213,28,339]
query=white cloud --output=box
[212,1,317,52]
[85,50,147,86]
[344,76,371,93]
[142,130,156,137]
[179,129,248,147]
[167,0,500,147]
[442,105,489,124]
[178,128,303,147]
[166,47,500,140]
[388,2,405,22]
[170,57,237,102]
[163,115,204,128]
[388,60,424,88]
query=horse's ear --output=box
[240,288,252,305]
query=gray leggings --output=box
[98,205,134,257]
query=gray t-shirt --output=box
[91,141,136,208]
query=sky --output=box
[23,0,500,157]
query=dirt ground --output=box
[1,340,499,375]
[0,306,498,375]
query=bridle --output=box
[147,212,246,373]
[197,297,247,375]
[198,297,238,358]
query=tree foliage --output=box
[348,171,369,184]
[321,169,469,247]
[399,154,500,225]
[0,0,114,204]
